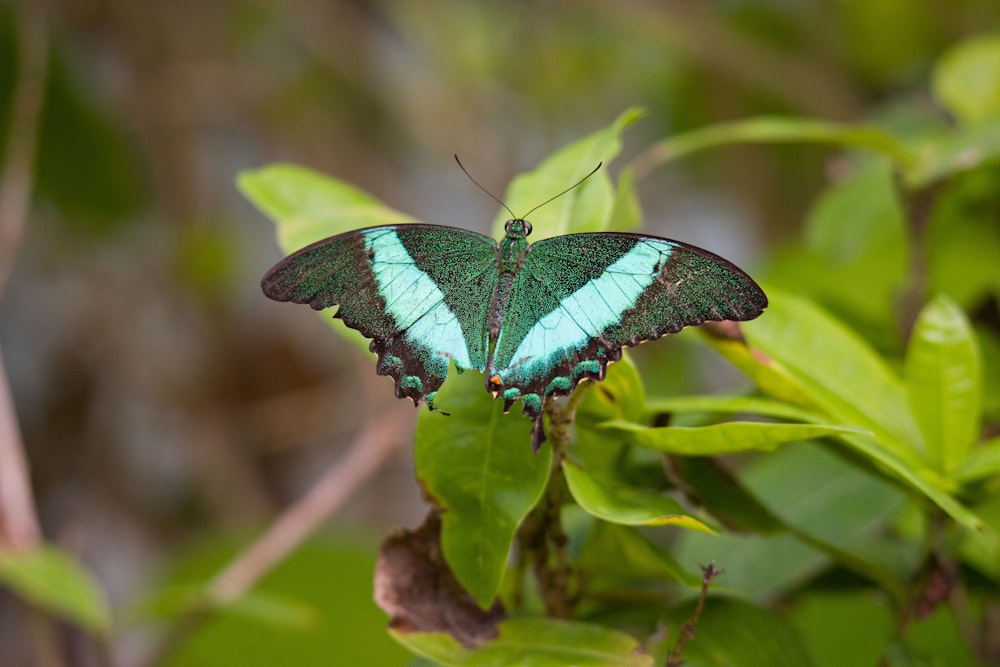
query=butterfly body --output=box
[262,219,767,450]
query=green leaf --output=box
[238,163,416,254]
[932,34,1000,125]
[607,166,642,232]
[644,394,828,425]
[789,593,893,667]
[904,295,982,476]
[671,457,787,535]
[393,617,653,667]
[635,116,916,174]
[737,443,912,602]
[577,352,646,424]
[494,107,646,239]
[740,289,924,464]
[925,168,1000,310]
[700,330,815,408]
[674,443,911,600]
[604,421,867,456]
[674,530,827,601]
[0,545,111,635]
[906,116,1000,187]
[957,435,1000,483]
[661,598,815,667]
[897,604,982,667]
[563,457,712,532]
[958,490,1000,581]
[566,356,710,531]
[415,369,551,608]
[802,163,908,332]
[711,291,986,531]
[837,431,986,532]
[577,522,701,588]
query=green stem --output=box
[527,381,593,618]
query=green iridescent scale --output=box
[262,221,767,450]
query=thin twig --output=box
[0,0,49,552]
[142,404,412,666]
[666,563,722,667]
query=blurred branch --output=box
[206,407,410,604]
[143,401,413,666]
[0,0,49,551]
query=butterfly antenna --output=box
[454,155,517,221]
[520,161,603,220]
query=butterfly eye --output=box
[522,220,533,236]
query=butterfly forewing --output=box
[491,233,767,399]
[262,224,498,404]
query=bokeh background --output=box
[2,1,1000,665]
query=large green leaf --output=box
[836,432,985,532]
[238,163,416,254]
[565,357,710,531]
[701,330,814,408]
[801,163,908,333]
[393,617,653,667]
[607,166,642,233]
[737,443,912,601]
[740,289,923,464]
[0,545,111,636]
[577,352,647,425]
[932,34,1000,125]
[563,457,712,531]
[415,369,551,608]
[673,443,910,600]
[957,435,1000,483]
[493,107,645,239]
[670,457,787,535]
[576,522,701,589]
[603,421,867,456]
[708,291,986,530]
[904,295,981,476]
[789,593,893,667]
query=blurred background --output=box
[2,1,999,665]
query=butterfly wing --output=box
[492,232,767,412]
[262,224,499,405]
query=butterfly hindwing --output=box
[262,224,498,404]
[491,233,767,403]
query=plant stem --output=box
[526,382,593,618]
[666,563,722,667]
[0,0,49,556]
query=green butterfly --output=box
[262,204,767,450]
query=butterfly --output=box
[262,210,768,451]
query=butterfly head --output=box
[503,219,533,239]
